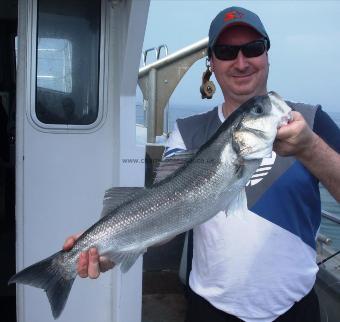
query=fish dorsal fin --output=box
[101,187,144,218]
[153,150,197,184]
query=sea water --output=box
[136,104,340,250]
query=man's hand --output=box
[274,111,317,158]
[274,111,340,202]
[63,234,115,279]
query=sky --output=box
[138,0,340,113]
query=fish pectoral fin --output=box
[104,249,146,273]
[225,189,249,218]
[101,187,145,218]
[154,150,197,184]
[120,251,144,273]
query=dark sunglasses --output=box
[212,39,268,61]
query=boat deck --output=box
[142,234,187,322]
[142,271,186,322]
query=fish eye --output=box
[252,105,264,115]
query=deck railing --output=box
[318,210,340,246]
[322,210,340,224]
[138,38,208,142]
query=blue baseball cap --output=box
[208,7,270,57]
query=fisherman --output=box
[64,6,340,322]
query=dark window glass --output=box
[35,0,101,125]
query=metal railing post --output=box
[147,68,157,143]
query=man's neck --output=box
[222,91,267,118]
[222,100,240,118]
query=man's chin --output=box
[231,88,258,98]
[230,83,266,98]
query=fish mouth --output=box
[268,91,293,128]
[278,111,293,128]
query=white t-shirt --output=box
[164,104,318,322]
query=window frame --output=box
[28,0,106,132]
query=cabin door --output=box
[16,0,149,321]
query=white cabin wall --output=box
[15,0,150,321]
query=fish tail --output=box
[8,250,76,319]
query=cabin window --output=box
[35,0,101,125]
[37,38,73,93]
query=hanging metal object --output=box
[200,58,216,99]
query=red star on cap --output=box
[224,10,244,21]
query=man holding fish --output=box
[15,5,339,322]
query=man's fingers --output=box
[75,246,114,279]
[273,139,289,156]
[276,111,305,140]
[99,256,115,272]
[78,252,89,278]
[63,232,83,251]
[63,236,77,251]
[88,248,100,279]
[276,121,301,141]
[276,126,291,141]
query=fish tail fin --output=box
[8,250,76,319]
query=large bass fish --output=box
[9,92,291,319]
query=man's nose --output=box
[234,50,249,70]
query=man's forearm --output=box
[297,134,340,202]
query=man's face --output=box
[211,25,269,104]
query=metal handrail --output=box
[157,44,168,60]
[139,38,208,78]
[138,38,208,142]
[317,233,332,245]
[142,47,158,67]
[318,210,340,245]
[322,210,340,225]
